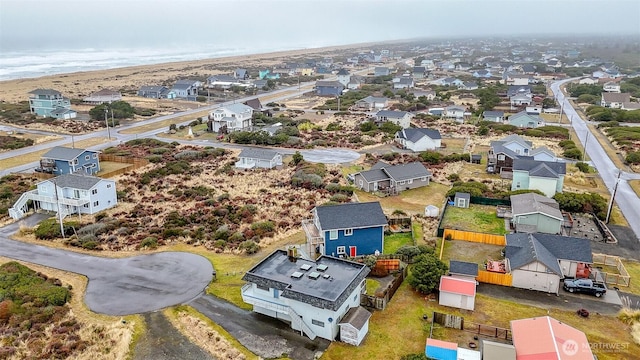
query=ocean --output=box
[0,44,309,82]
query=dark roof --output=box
[315,202,387,230]
[244,98,263,110]
[384,162,431,181]
[238,148,280,161]
[139,85,168,92]
[449,260,479,276]
[336,69,350,75]
[208,74,237,82]
[45,174,104,190]
[358,96,388,104]
[506,233,593,276]
[396,128,441,142]
[339,306,372,330]
[507,85,532,97]
[358,168,389,182]
[513,159,566,178]
[242,250,370,311]
[483,110,504,118]
[42,146,95,161]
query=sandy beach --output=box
[0,42,380,104]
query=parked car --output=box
[563,278,607,297]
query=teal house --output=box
[29,89,76,119]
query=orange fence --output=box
[443,229,506,246]
[376,259,401,272]
[476,270,512,286]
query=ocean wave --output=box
[0,45,307,81]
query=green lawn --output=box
[366,279,381,295]
[441,204,506,235]
[622,260,640,296]
[384,232,413,254]
[441,240,502,266]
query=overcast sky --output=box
[1,0,639,51]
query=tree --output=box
[477,125,489,136]
[359,121,376,132]
[89,101,134,121]
[383,89,395,98]
[292,151,304,165]
[542,98,556,108]
[407,253,448,294]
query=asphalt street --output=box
[551,79,640,241]
[0,214,213,316]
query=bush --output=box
[34,219,61,240]
[140,237,158,249]
[575,162,590,172]
[239,240,260,254]
[626,151,640,164]
[563,147,583,160]
[407,253,447,294]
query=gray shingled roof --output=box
[499,134,532,149]
[383,162,431,182]
[396,128,441,142]
[506,233,593,276]
[242,250,370,311]
[238,148,280,160]
[358,168,389,182]
[316,202,387,230]
[49,107,76,117]
[224,103,253,114]
[42,146,93,161]
[139,85,167,92]
[316,80,344,88]
[358,96,388,104]
[336,69,350,75]
[513,159,566,177]
[29,89,61,96]
[530,146,555,157]
[339,306,372,330]
[455,192,470,201]
[45,174,103,190]
[483,110,504,118]
[376,110,408,118]
[449,260,479,276]
[510,193,562,220]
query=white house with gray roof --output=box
[512,159,566,197]
[375,110,413,128]
[510,193,563,234]
[505,233,593,294]
[235,148,282,169]
[208,103,253,132]
[395,128,441,152]
[354,96,388,112]
[171,79,202,99]
[241,249,371,343]
[9,174,117,220]
[482,110,504,123]
[353,161,431,194]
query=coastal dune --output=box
[0,43,377,104]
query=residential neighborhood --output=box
[0,32,639,360]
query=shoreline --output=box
[0,40,397,104]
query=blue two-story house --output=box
[302,202,387,258]
[39,146,100,175]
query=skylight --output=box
[291,271,303,279]
[308,271,321,280]
[316,264,328,272]
[300,264,312,271]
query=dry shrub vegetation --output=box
[0,259,134,360]
[42,138,353,253]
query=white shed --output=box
[339,307,372,346]
[438,276,477,311]
[425,205,439,217]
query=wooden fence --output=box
[98,154,149,178]
[443,229,506,246]
[464,322,512,341]
[361,266,408,311]
[592,253,631,287]
[476,270,513,286]
[433,312,464,330]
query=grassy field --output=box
[622,260,640,296]
[540,112,571,125]
[441,240,502,266]
[321,280,640,360]
[441,204,506,235]
[629,180,640,198]
[366,278,381,295]
[384,232,413,254]
[98,161,132,174]
[356,182,449,215]
[588,123,630,171]
[439,137,467,155]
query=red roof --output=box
[511,316,594,360]
[426,338,458,350]
[439,276,476,296]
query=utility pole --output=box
[582,131,589,161]
[54,180,65,238]
[104,108,111,140]
[559,100,564,123]
[111,107,115,131]
[606,171,622,223]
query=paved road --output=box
[551,79,640,240]
[0,214,213,315]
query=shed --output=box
[470,154,481,164]
[338,307,372,346]
[481,340,516,360]
[426,338,457,360]
[425,204,439,217]
[438,276,477,311]
[449,260,479,278]
[454,192,470,208]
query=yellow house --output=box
[298,67,314,76]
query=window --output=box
[421,177,427,181]
[497,154,505,161]
[516,182,521,189]
[256,284,269,291]
[68,161,73,165]
[83,204,89,208]
[337,246,346,254]
[397,180,406,185]
[74,159,78,165]
[344,228,353,236]
[85,155,90,160]
[93,201,99,206]
[91,189,98,195]
[359,179,363,187]
[407,179,413,184]
[312,319,324,327]
[329,230,338,240]
[93,154,98,159]
[106,184,111,188]
[273,289,279,298]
